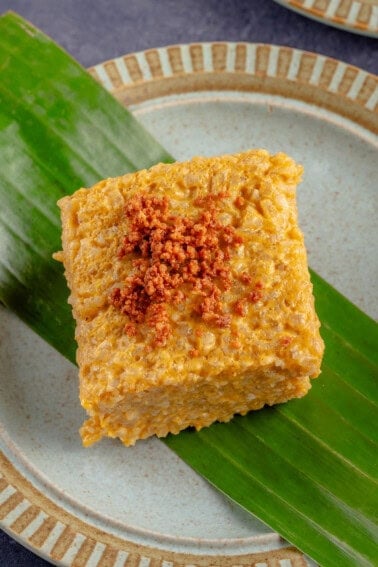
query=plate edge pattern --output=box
[273,0,378,36]
[88,43,377,122]
[0,459,308,566]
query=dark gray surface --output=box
[0,1,376,565]
[1,0,377,71]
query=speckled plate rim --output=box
[88,42,377,135]
[272,0,378,37]
[1,42,377,567]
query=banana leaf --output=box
[0,12,377,567]
[0,11,173,362]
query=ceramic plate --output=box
[273,0,378,36]
[1,42,377,567]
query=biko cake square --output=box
[55,150,324,446]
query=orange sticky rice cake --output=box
[55,149,324,446]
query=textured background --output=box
[0,0,376,565]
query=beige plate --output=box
[273,0,378,36]
[1,43,377,567]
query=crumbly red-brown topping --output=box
[239,272,252,285]
[110,192,244,346]
[249,290,263,303]
[248,281,264,303]
[234,195,245,209]
[233,298,247,316]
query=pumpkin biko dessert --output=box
[55,150,324,447]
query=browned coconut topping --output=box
[110,192,244,346]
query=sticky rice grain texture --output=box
[56,150,324,446]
